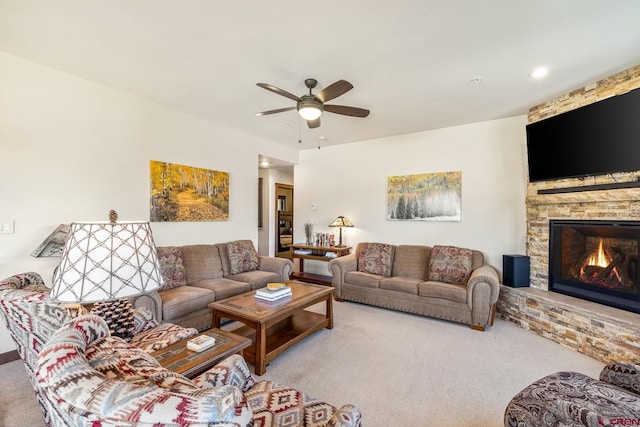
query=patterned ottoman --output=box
[504,365,640,427]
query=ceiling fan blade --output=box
[255,106,296,116]
[307,117,321,129]
[257,83,301,102]
[324,104,370,118]
[315,80,353,103]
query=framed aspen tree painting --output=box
[387,171,461,222]
[150,160,229,222]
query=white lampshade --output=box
[50,217,163,303]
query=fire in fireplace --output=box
[549,219,640,314]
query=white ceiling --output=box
[1,1,640,151]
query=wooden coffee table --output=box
[151,328,251,379]
[209,281,334,375]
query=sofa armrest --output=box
[0,272,46,293]
[328,254,358,298]
[129,290,163,322]
[259,256,294,281]
[328,404,362,427]
[466,265,500,306]
[194,354,256,392]
[599,361,640,395]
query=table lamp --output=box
[50,210,163,336]
[328,216,353,247]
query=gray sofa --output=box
[328,242,499,330]
[132,240,293,331]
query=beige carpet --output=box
[0,300,604,427]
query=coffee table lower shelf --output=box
[290,272,332,286]
[151,328,251,379]
[230,310,329,373]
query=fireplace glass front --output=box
[549,219,640,314]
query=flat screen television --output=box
[526,87,640,182]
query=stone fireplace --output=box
[497,64,640,364]
[549,219,640,314]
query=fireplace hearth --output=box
[549,219,640,314]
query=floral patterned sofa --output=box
[37,315,362,426]
[504,365,640,426]
[329,243,500,330]
[0,272,198,426]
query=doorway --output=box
[275,183,293,258]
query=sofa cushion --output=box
[227,270,281,290]
[345,271,382,289]
[357,243,395,277]
[189,278,252,301]
[227,240,260,275]
[379,277,420,294]
[156,246,187,290]
[392,245,431,279]
[131,322,198,353]
[246,380,341,427]
[428,245,473,285]
[181,245,224,282]
[418,281,467,303]
[159,286,217,321]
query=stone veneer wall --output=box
[527,65,640,289]
[497,65,640,364]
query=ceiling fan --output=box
[255,78,370,128]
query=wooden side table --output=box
[151,328,251,379]
[290,244,351,285]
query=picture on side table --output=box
[150,160,229,222]
[387,171,461,222]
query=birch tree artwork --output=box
[387,171,461,222]
[150,160,229,222]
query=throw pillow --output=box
[90,299,135,342]
[227,240,260,275]
[156,246,187,290]
[358,243,395,277]
[428,245,473,285]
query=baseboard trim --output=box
[0,350,20,365]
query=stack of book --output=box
[294,249,312,255]
[187,334,216,352]
[255,285,292,302]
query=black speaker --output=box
[503,255,530,288]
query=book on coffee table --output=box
[255,286,292,301]
[187,334,216,352]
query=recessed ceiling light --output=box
[530,66,549,79]
[469,76,483,84]
[260,160,269,167]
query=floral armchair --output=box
[37,315,362,426]
[0,272,198,426]
[504,364,640,426]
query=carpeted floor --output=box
[0,300,604,426]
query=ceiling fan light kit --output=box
[256,78,369,129]
[297,98,323,120]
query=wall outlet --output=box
[0,220,15,234]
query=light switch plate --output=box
[0,220,15,234]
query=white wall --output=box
[0,51,298,353]
[294,115,528,276]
